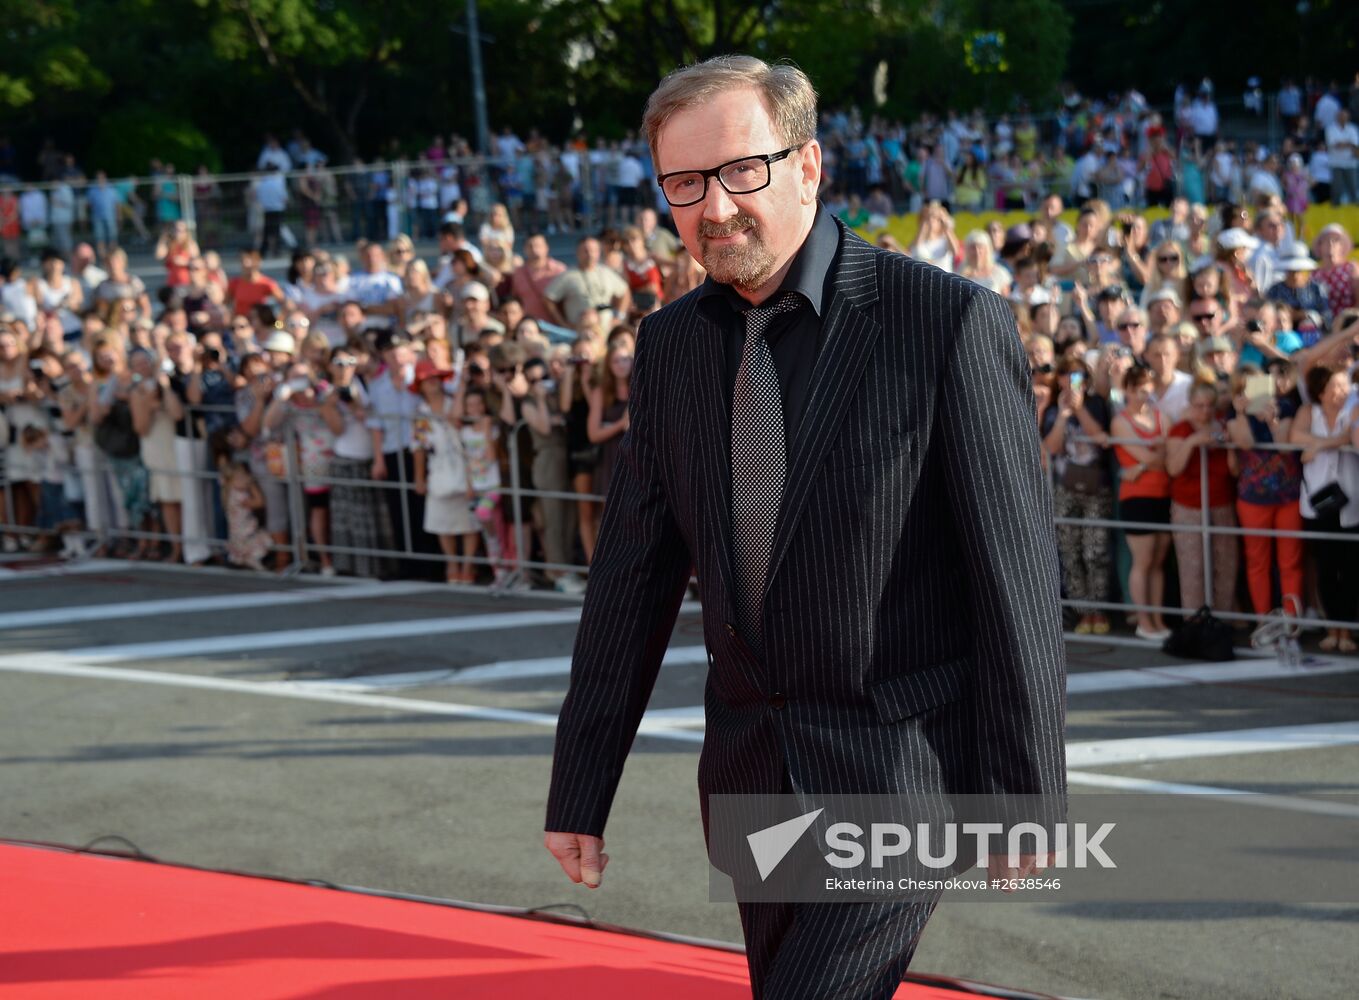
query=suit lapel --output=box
[761,229,882,607]
[689,308,739,622]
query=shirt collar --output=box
[698,201,839,322]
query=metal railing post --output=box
[178,173,196,237]
[508,419,528,589]
[394,434,414,558]
[285,424,308,574]
[1199,440,1213,609]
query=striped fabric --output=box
[545,218,1068,990]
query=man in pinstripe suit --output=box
[546,56,1067,999]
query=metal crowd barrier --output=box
[0,403,611,595]
[1048,428,1359,634]
[7,401,1359,634]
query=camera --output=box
[337,385,354,404]
[1245,319,1263,334]
[204,347,222,363]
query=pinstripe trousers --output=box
[735,769,943,999]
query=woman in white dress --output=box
[411,360,479,583]
[129,349,184,562]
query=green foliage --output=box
[0,0,1355,177]
[87,105,221,176]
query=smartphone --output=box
[1245,373,1274,416]
[1070,371,1085,391]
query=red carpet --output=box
[0,842,1030,999]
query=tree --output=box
[0,1,109,114]
[195,0,414,162]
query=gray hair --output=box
[642,55,818,164]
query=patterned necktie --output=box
[730,292,801,649]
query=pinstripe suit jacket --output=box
[546,219,1067,844]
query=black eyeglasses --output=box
[1117,321,1144,330]
[655,144,805,207]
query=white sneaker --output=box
[1,536,17,553]
[319,565,337,577]
[553,574,586,594]
[1135,625,1171,642]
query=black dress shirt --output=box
[697,203,840,460]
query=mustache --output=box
[699,214,759,239]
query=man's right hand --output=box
[544,831,609,889]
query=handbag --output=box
[1308,481,1349,518]
[425,415,470,498]
[569,443,602,469]
[264,439,289,480]
[94,400,139,459]
[1162,605,1235,661]
[1060,460,1105,495]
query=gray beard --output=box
[700,231,778,291]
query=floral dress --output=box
[226,483,271,569]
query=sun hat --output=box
[406,357,453,394]
[1277,241,1319,272]
[1217,228,1259,251]
[263,331,296,355]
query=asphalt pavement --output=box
[1,558,1356,999]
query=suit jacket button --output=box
[768,692,787,710]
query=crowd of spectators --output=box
[945,192,1359,648]
[3,75,1358,260]
[3,74,1359,631]
[0,200,701,595]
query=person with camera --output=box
[411,359,478,584]
[88,344,155,560]
[1042,356,1114,634]
[367,329,443,581]
[123,346,181,563]
[1227,365,1304,620]
[263,359,336,576]
[1290,363,1359,651]
[520,352,583,593]
[233,351,290,571]
[561,336,602,563]
[0,325,46,551]
[1166,381,1241,616]
[1113,365,1174,640]
[318,343,394,579]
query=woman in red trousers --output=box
[1226,365,1304,618]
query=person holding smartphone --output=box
[1042,357,1114,634]
[1227,366,1303,618]
[1166,381,1241,615]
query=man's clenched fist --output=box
[545,831,610,889]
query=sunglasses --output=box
[1117,321,1144,330]
[1191,313,1218,322]
[1157,255,1180,263]
[496,365,522,375]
